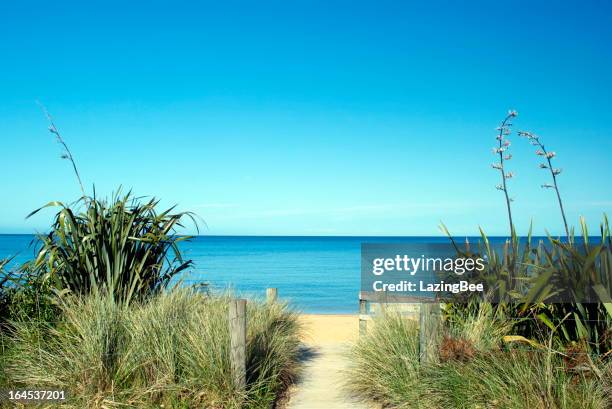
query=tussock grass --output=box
[444,302,514,351]
[346,310,609,409]
[345,313,427,407]
[423,350,607,409]
[4,290,301,408]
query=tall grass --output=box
[345,313,424,407]
[0,258,10,386]
[4,290,302,408]
[423,350,608,409]
[346,310,609,409]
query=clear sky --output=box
[1,0,610,236]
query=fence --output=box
[227,287,279,391]
[357,292,611,363]
[359,291,442,364]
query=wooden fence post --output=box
[419,303,441,364]
[266,287,278,303]
[229,299,247,390]
[359,295,367,336]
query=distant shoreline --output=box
[0,233,587,238]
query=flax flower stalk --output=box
[518,130,570,239]
[492,110,518,234]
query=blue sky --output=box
[1,0,610,236]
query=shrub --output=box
[2,259,57,388]
[5,290,302,408]
[443,216,611,354]
[0,258,11,327]
[521,217,612,353]
[26,191,196,304]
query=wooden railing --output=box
[358,291,441,364]
[230,288,442,388]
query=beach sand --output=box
[284,314,379,409]
[298,314,360,345]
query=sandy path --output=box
[284,315,377,409]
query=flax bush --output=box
[26,192,196,305]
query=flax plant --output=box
[518,130,570,239]
[521,217,612,353]
[25,191,197,305]
[27,106,198,304]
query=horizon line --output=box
[0,233,581,238]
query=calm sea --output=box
[0,234,570,313]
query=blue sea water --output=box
[0,234,578,313]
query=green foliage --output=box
[0,258,11,386]
[440,222,534,303]
[1,262,57,389]
[0,258,11,326]
[443,299,514,351]
[442,216,611,353]
[5,269,58,325]
[1,259,58,335]
[519,217,611,352]
[424,350,607,409]
[346,311,610,409]
[4,290,302,408]
[525,217,611,305]
[26,191,196,304]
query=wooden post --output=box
[266,287,278,303]
[359,296,367,336]
[229,299,247,390]
[419,303,441,364]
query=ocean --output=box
[0,234,570,313]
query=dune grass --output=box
[3,289,302,408]
[345,310,610,409]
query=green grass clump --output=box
[424,350,607,409]
[344,313,428,407]
[346,311,609,409]
[3,290,301,408]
